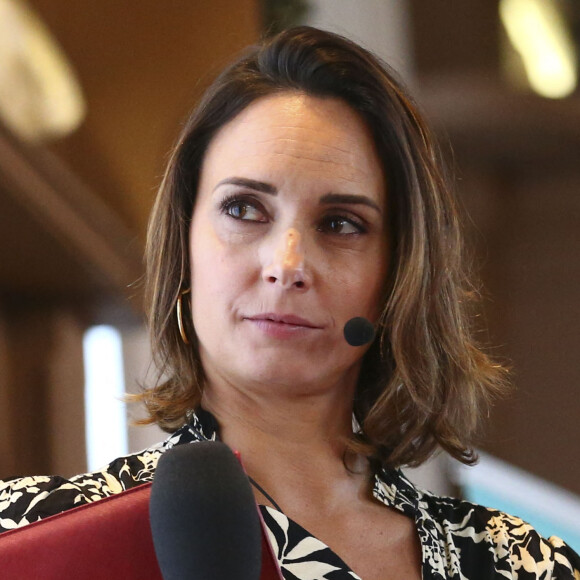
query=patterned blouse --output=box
[1,409,579,579]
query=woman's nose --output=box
[262,228,311,290]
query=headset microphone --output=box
[343,317,376,347]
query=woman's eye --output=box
[222,198,267,222]
[319,216,365,235]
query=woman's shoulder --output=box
[0,421,205,533]
[418,488,580,579]
[376,467,579,578]
[0,446,162,533]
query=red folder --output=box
[0,482,283,579]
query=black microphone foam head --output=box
[149,441,262,580]
[343,317,376,347]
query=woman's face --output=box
[189,93,388,397]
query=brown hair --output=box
[138,26,507,468]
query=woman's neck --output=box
[200,379,370,515]
[201,375,354,455]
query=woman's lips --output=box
[244,313,322,338]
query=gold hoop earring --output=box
[176,288,191,345]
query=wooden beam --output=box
[0,125,143,301]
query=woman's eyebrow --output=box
[320,193,382,213]
[214,177,277,194]
[214,178,382,213]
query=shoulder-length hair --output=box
[138,26,506,468]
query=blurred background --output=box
[0,0,578,547]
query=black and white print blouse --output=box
[1,409,579,579]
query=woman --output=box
[1,27,578,579]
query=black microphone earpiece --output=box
[343,317,376,347]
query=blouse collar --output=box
[170,408,422,519]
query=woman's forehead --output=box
[212,92,372,151]
[200,93,387,203]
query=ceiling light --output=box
[0,0,85,142]
[499,0,577,99]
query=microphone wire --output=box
[247,475,284,513]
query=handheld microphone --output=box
[343,317,376,347]
[149,442,263,580]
